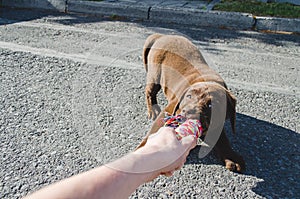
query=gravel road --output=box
[0,7,299,198]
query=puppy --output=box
[136,34,245,172]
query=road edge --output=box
[1,0,300,33]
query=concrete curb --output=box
[1,0,300,33]
[255,16,300,33]
[149,7,254,30]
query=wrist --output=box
[105,151,160,183]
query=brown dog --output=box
[136,34,245,172]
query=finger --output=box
[177,156,187,170]
[175,164,183,171]
[162,171,174,177]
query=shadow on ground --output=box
[0,7,58,25]
[187,113,299,198]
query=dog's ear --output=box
[226,89,237,134]
[172,88,190,115]
[173,98,182,115]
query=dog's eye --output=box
[186,94,192,99]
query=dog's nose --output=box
[186,109,196,115]
[180,109,187,117]
[180,109,200,120]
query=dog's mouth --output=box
[199,114,210,136]
[179,111,210,137]
[179,102,211,137]
[198,104,212,137]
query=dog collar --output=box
[162,112,203,141]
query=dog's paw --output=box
[147,110,153,120]
[148,104,161,120]
[225,158,245,173]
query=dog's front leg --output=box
[135,102,177,150]
[145,83,161,120]
[214,129,246,172]
[135,111,165,150]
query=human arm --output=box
[24,127,196,199]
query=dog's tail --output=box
[143,34,163,72]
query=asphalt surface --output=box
[0,7,299,199]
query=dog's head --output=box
[174,82,236,135]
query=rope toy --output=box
[163,112,203,141]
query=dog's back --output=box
[143,33,163,72]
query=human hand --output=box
[135,127,197,180]
[106,127,196,182]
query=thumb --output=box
[180,135,197,150]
